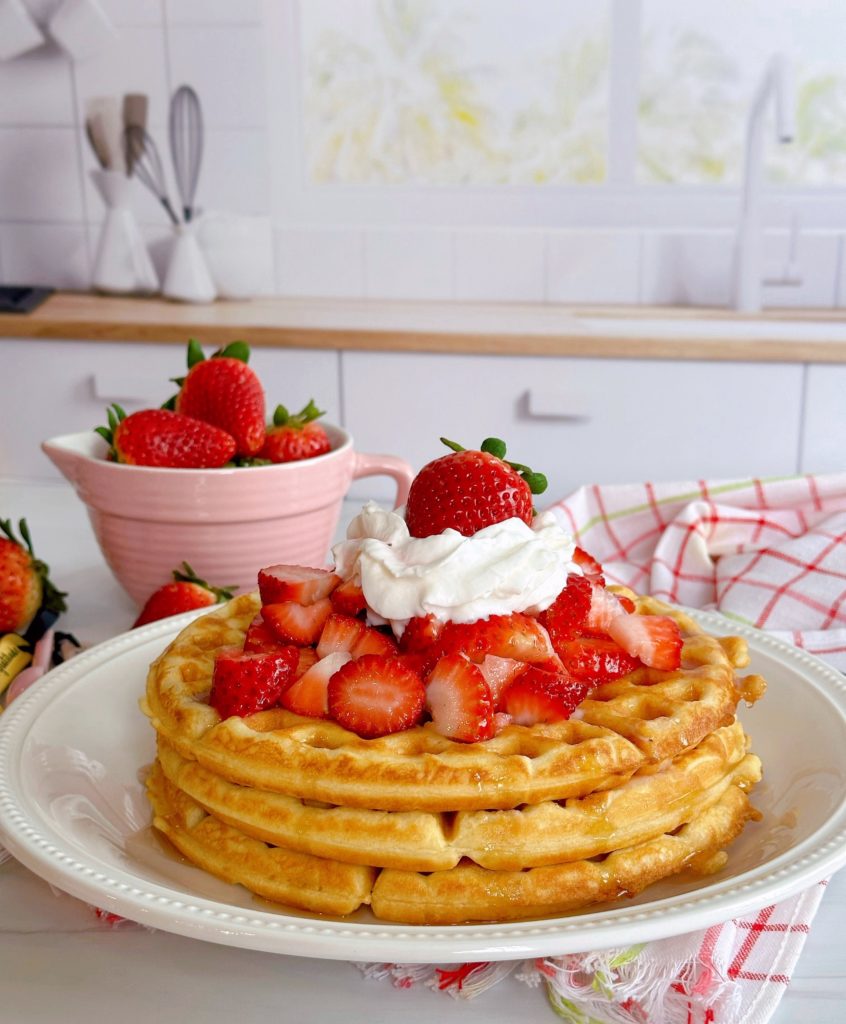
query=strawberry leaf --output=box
[216,341,250,363]
[186,338,205,368]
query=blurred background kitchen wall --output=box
[1,0,845,306]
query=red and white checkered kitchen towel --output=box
[365,473,846,1023]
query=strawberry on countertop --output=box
[0,518,67,635]
[174,340,266,458]
[404,437,548,538]
[133,562,234,628]
[259,400,331,464]
[96,404,236,469]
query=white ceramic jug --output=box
[90,169,159,295]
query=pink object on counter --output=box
[5,629,54,706]
[42,427,413,606]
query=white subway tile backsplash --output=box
[96,0,163,25]
[640,232,733,307]
[761,231,839,309]
[3,222,90,288]
[165,0,262,24]
[454,230,545,302]
[546,230,640,304]
[166,26,267,129]
[0,127,83,220]
[198,130,270,216]
[275,227,364,298]
[364,228,453,300]
[0,47,74,125]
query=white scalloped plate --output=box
[1,609,846,963]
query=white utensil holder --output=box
[162,222,217,304]
[90,170,158,295]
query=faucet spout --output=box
[733,54,794,313]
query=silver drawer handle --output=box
[525,389,592,421]
[92,371,168,405]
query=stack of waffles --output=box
[141,589,765,925]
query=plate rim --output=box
[2,607,846,962]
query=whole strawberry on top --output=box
[95,404,236,469]
[173,340,266,458]
[0,518,67,634]
[133,562,234,627]
[404,437,548,538]
[259,400,331,464]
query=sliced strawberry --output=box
[281,652,351,718]
[352,625,398,658]
[557,636,640,684]
[618,594,636,614]
[209,645,299,719]
[316,612,366,659]
[501,666,590,725]
[608,614,683,672]
[478,654,526,709]
[244,615,290,654]
[399,614,444,653]
[262,597,333,646]
[438,613,554,664]
[584,581,629,634]
[294,646,319,678]
[493,711,513,735]
[573,545,605,583]
[330,578,367,617]
[327,655,426,738]
[538,573,592,647]
[258,565,340,606]
[395,651,434,677]
[425,654,495,743]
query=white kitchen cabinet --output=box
[2,339,342,479]
[342,351,804,501]
[800,364,846,474]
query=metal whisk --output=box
[123,125,180,225]
[169,85,204,222]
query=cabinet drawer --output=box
[1,339,341,479]
[342,352,803,501]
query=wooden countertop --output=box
[3,291,846,362]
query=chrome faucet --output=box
[732,54,798,312]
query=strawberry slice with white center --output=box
[209,645,299,719]
[438,613,554,664]
[327,655,426,738]
[263,597,333,645]
[258,564,340,606]
[608,614,683,672]
[500,665,590,725]
[478,654,526,709]
[294,646,319,679]
[425,653,495,743]
[330,578,367,616]
[317,612,365,658]
[281,651,351,719]
[573,545,605,584]
[584,581,629,634]
[557,636,640,683]
[352,625,398,658]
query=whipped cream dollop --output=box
[331,502,578,634]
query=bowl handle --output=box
[351,453,414,509]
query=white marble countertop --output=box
[0,477,844,1022]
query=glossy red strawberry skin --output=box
[0,538,41,634]
[263,598,333,646]
[209,646,299,718]
[501,666,589,725]
[260,421,331,463]
[608,614,683,672]
[425,653,495,743]
[438,612,553,664]
[176,357,266,457]
[244,614,291,654]
[113,409,236,468]
[405,449,533,538]
[538,573,592,648]
[330,579,367,617]
[557,636,640,684]
[327,655,426,738]
[258,565,340,606]
[133,581,218,627]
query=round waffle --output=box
[142,593,765,813]
[147,759,759,924]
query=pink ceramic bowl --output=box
[43,427,413,606]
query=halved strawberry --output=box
[258,565,340,606]
[425,654,495,743]
[327,655,426,738]
[438,613,554,664]
[557,636,640,684]
[352,625,398,658]
[244,614,290,654]
[478,654,526,709]
[538,573,592,647]
[209,645,299,719]
[281,651,351,718]
[330,578,367,617]
[501,666,590,725]
[608,614,683,672]
[317,613,366,658]
[263,598,333,646]
[294,646,319,679]
[573,545,605,583]
[584,581,629,634]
